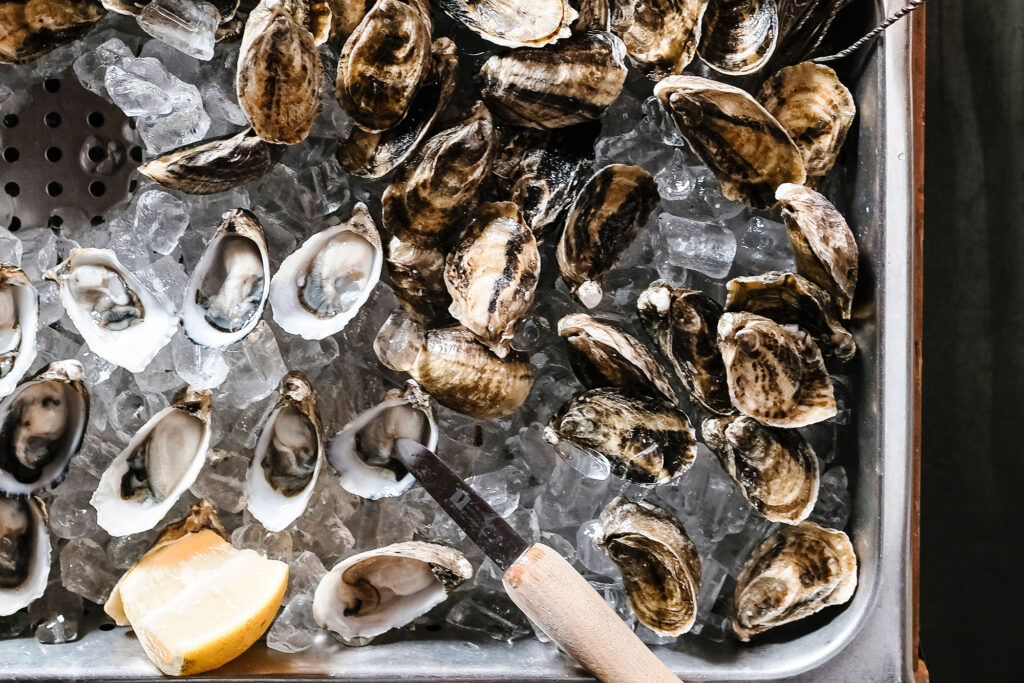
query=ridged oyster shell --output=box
[697,0,778,75]
[0,496,50,616]
[614,0,709,78]
[0,265,38,399]
[436,0,576,48]
[0,0,104,64]
[386,236,451,325]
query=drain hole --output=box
[130,145,143,163]
[2,148,18,162]
[89,181,107,197]
[45,147,62,162]
[4,182,19,197]
[129,179,138,193]
[2,114,17,128]
[91,215,104,226]
[44,112,61,128]
[48,215,63,228]
[99,623,115,632]
[8,216,19,231]
[87,111,104,128]
[46,181,63,197]
[88,146,108,163]
[44,78,61,93]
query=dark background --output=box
[921,0,1024,680]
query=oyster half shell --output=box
[615,0,709,78]
[0,496,50,616]
[697,0,778,75]
[0,265,38,399]
[0,1,104,64]
[436,0,576,48]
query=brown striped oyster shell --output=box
[697,0,778,76]
[436,0,576,48]
[614,0,709,78]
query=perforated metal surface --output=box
[0,75,140,233]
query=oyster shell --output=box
[596,497,701,636]
[770,0,852,69]
[556,164,659,308]
[703,415,819,523]
[480,31,628,130]
[382,102,496,247]
[545,388,696,484]
[327,381,437,500]
[718,311,836,427]
[246,372,323,531]
[776,183,858,319]
[758,62,855,181]
[0,496,50,616]
[237,0,325,144]
[92,387,213,537]
[45,249,177,373]
[326,0,369,40]
[137,128,284,196]
[654,75,805,208]
[336,0,431,133]
[313,541,472,640]
[338,37,458,179]
[558,313,676,404]
[444,202,540,358]
[0,361,88,496]
[269,203,382,340]
[0,266,38,399]
[733,520,856,640]
[436,0,576,48]
[182,209,270,348]
[725,271,854,361]
[637,281,733,415]
[386,236,452,324]
[0,0,104,64]
[697,0,778,75]
[614,0,708,78]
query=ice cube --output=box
[231,519,293,561]
[107,530,159,569]
[133,189,190,256]
[0,227,22,265]
[445,591,533,642]
[137,0,219,61]
[105,63,176,117]
[109,388,164,444]
[733,216,795,274]
[135,92,211,153]
[189,449,249,513]
[217,321,288,408]
[373,310,425,372]
[641,95,687,147]
[73,38,133,96]
[201,82,248,127]
[659,213,737,279]
[285,551,327,601]
[266,594,322,653]
[809,466,852,530]
[48,489,106,542]
[654,149,696,201]
[575,520,618,578]
[29,582,84,644]
[171,332,230,389]
[60,538,120,604]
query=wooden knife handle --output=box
[502,543,681,683]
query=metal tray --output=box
[0,0,917,679]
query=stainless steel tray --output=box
[0,0,917,679]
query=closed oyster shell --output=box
[326,0,369,40]
[596,497,701,636]
[758,62,855,180]
[718,312,836,427]
[0,265,38,400]
[545,388,696,484]
[480,31,628,130]
[770,0,852,69]
[703,415,818,523]
[726,271,854,361]
[556,164,659,308]
[386,236,452,324]
[654,75,805,208]
[733,520,856,640]
[776,183,858,318]
[697,0,778,75]
[0,496,50,616]
[637,281,733,415]
[615,0,708,78]
[436,0,576,48]
[0,0,104,64]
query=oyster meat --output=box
[596,496,701,636]
[436,0,576,48]
[718,311,836,427]
[0,266,38,399]
[733,520,856,640]
[703,415,819,524]
[0,0,104,64]
[614,0,708,78]
[697,0,778,75]
[0,496,50,616]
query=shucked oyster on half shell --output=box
[269,203,382,340]
[0,496,50,616]
[0,361,88,496]
[697,0,778,76]
[614,0,709,78]
[246,372,323,531]
[313,541,472,641]
[92,387,213,537]
[703,415,819,524]
[557,164,659,308]
[718,312,836,428]
[654,75,805,209]
[0,266,38,399]
[327,380,437,500]
[596,496,701,636]
[0,0,104,64]
[444,202,540,359]
[436,0,576,48]
[45,249,177,373]
[733,520,856,640]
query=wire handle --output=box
[814,0,928,63]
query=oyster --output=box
[770,0,852,69]
[45,249,177,373]
[92,387,213,537]
[269,203,382,340]
[758,63,855,181]
[444,202,540,358]
[336,0,431,133]
[313,541,472,640]
[327,381,437,500]
[0,496,49,616]
[718,312,836,427]
[0,361,88,496]
[697,0,778,75]
[703,415,819,523]
[0,266,38,399]
[137,128,284,195]
[246,372,322,531]
[726,271,855,361]
[338,37,458,179]
[436,0,575,48]
[596,497,701,636]
[327,0,369,40]
[386,236,451,325]
[182,209,270,348]
[654,75,805,208]
[776,183,858,318]
[382,103,496,247]
[733,520,856,640]
[637,281,733,415]
[556,164,659,308]
[0,1,104,64]
[545,388,696,484]
[481,31,628,130]
[237,0,325,144]
[614,0,708,78]
[557,313,676,404]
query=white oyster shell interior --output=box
[0,496,50,617]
